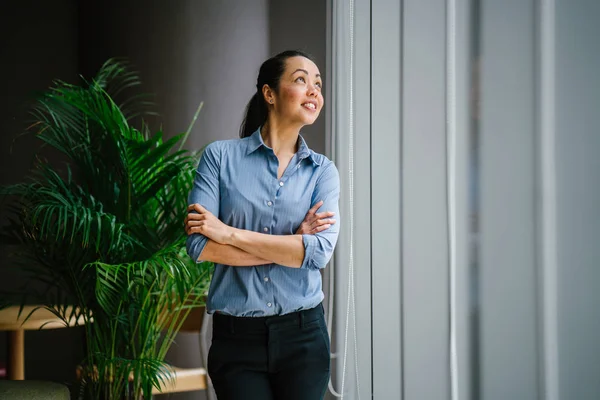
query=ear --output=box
[262,84,275,105]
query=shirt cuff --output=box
[187,234,209,263]
[300,234,318,270]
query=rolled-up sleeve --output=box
[186,143,221,263]
[300,161,341,270]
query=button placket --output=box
[264,197,274,235]
[277,158,302,190]
[267,265,275,312]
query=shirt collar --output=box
[245,127,265,155]
[246,127,321,166]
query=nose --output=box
[307,83,318,97]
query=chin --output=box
[290,111,320,127]
[301,114,320,126]
[303,118,317,126]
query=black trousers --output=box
[208,303,331,400]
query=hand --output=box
[295,200,336,235]
[185,204,234,245]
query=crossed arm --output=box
[184,201,336,268]
[185,143,340,269]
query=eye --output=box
[315,81,322,89]
[295,76,306,83]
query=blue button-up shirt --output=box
[186,128,340,317]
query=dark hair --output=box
[239,50,315,138]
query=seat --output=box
[0,380,70,400]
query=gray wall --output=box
[79,0,269,151]
[269,0,327,156]
[555,2,600,399]
[340,0,454,398]
[479,1,540,399]
[477,1,600,399]
[333,0,600,399]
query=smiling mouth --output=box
[302,103,317,111]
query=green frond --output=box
[1,58,209,399]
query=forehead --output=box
[284,56,321,76]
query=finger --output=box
[305,212,333,226]
[315,211,335,219]
[185,221,205,230]
[187,204,207,213]
[311,218,336,228]
[313,224,331,233]
[186,220,204,227]
[186,212,205,220]
[186,215,202,224]
[188,224,206,234]
[307,200,324,216]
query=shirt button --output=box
[267,302,272,308]
[263,227,269,232]
[279,181,284,187]
[264,277,269,282]
[267,201,273,206]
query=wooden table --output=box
[152,366,207,394]
[0,305,86,380]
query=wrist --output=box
[226,227,239,246]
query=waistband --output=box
[213,303,324,334]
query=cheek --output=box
[280,86,304,106]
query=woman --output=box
[185,50,340,400]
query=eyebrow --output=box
[292,68,321,79]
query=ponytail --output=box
[239,91,267,138]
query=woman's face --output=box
[268,56,324,127]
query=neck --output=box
[261,117,301,156]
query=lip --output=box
[301,100,318,111]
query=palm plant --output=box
[1,59,211,399]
